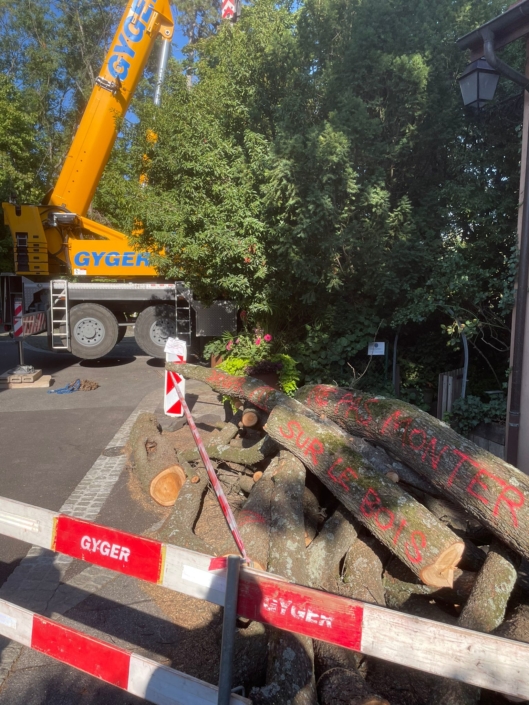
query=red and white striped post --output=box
[12,296,30,370]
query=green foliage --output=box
[446,395,507,437]
[217,353,299,395]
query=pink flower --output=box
[235,338,240,344]
[264,334,272,342]
[240,311,247,320]
[226,341,233,351]
[255,337,261,346]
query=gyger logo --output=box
[80,535,131,562]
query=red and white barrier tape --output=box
[0,596,248,705]
[169,370,248,562]
[0,495,528,699]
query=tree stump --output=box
[128,413,185,506]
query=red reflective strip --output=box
[32,616,130,688]
[238,573,364,651]
[54,516,163,583]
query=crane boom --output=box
[50,0,173,215]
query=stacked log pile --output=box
[127,362,529,705]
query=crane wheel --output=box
[134,305,176,358]
[69,303,119,360]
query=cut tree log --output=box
[251,451,317,705]
[317,667,390,705]
[432,540,518,705]
[266,402,464,587]
[307,507,358,591]
[295,384,529,561]
[338,535,386,606]
[241,404,268,429]
[180,434,277,466]
[234,459,277,569]
[155,460,213,555]
[128,412,185,505]
[149,466,186,507]
[383,569,476,609]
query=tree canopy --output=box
[0,0,524,395]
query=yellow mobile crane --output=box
[1,0,235,359]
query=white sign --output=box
[367,342,385,356]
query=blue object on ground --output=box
[48,379,81,394]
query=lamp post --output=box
[458,6,529,470]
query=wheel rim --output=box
[149,317,176,347]
[73,317,105,347]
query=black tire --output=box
[134,304,176,358]
[69,303,119,359]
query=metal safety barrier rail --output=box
[0,596,248,705]
[1,495,529,699]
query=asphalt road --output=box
[0,332,164,586]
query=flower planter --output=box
[210,354,224,368]
[250,371,280,390]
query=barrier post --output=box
[218,555,241,705]
[12,297,34,374]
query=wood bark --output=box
[236,459,277,570]
[295,384,529,561]
[432,541,518,705]
[383,568,476,609]
[317,667,390,705]
[180,434,277,466]
[251,451,317,705]
[128,412,184,504]
[155,460,213,555]
[307,507,358,591]
[266,402,464,587]
[308,508,362,678]
[338,536,386,606]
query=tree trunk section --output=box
[128,413,184,504]
[317,667,390,705]
[223,458,277,570]
[251,451,317,705]
[338,535,386,606]
[295,384,529,561]
[307,507,358,591]
[266,402,464,587]
[155,460,213,555]
[432,541,518,705]
[180,434,277,466]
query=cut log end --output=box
[242,409,260,427]
[149,465,186,506]
[253,471,263,482]
[420,541,465,588]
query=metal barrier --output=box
[0,495,528,700]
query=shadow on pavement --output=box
[79,357,136,368]
[0,556,268,705]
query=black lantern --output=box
[458,58,500,108]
